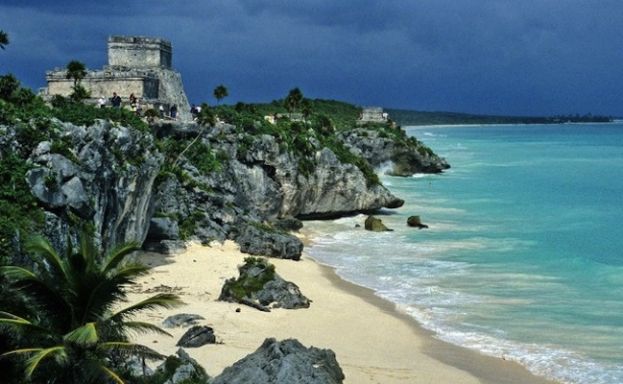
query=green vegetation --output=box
[284,87,303,113]
[0,152,44,263]
[179,211,206,240]
[209,93,380,185]
[222,257,276,301]
[248,98,361,131]
[213,84,228,104]
[386,108,613,126]
[66,60,87,87]
[0,74,148,132]
[0,74,152,263]
[0,30,8,50]
[0,233,182,383]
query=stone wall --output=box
[108,36,172,69]
[46,71,159,100]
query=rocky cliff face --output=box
[146,122,405,256]
[23,119,162,253]
[4,118,417,259]
[338,128,450,175]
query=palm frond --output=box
[0,266,37,281]
[123,321,173,337]
[102,242,141,273]
[1,347,43,358]
[79,231,98,272]
[0,312,54,335]
[113,263,151,279]
[98,341,167,360]
[25,236,70,283]
[81,277,128,324]
[24,346,66,378]
[109,293,183,321]
[63,322,98,346]
[97,363,126,384]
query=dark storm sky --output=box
[1,0,622,116]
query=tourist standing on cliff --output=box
[110,92,121,108]
[97,97,106,108]
[170,104,178,119]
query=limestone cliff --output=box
[21,119,162,253]
[4,118,415,260]
[146,122,404,257]
[338,128,449,175]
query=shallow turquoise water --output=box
[306,123,623,384]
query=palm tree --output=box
[66,60,89,102]
[66,60,87,87]
[301,99,313,120]
[213,85,228,105]
[0,30,9,50]
[284,87,303,114]
[0,234,182,383]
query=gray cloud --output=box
[1,0,622,115]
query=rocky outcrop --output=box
[338,128,449,176]
[155,348,210,384]
[364,215,392,232]
[236,223,303,260]
[163,313,205,328]
[176,325,216,348]
[24,119,162,253]
[148,122,404,255]
[407,215,429,229]
[212,338,344,384]
[219,257,310,311]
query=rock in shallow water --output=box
[211,338,345,384]
[364,215,393,232]
[407,215,429,229]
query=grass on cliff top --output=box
[248,98,362,131]
[210,102,380,186]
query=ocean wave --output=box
[403,309,623,384]
[307,235,623,384]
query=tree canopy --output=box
[213,84,229,104]
[0,30,8,50]
[0,233,182,383]
[284,87,304,113]
[65,60,87,87]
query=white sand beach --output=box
[129,241,556,384]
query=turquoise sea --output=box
[306,123,623,384]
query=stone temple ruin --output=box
[44,36,191,121]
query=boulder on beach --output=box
[163,313,205,328]
[364,215,393,232]
[407,215,429,229]
[176,325,216,348]
[219,257,310,311]
[154,348,210,384]
[211,338,345,384]
[236,223,304,261]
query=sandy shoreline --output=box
[129,241,556,384]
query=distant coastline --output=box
[386,108,613,126]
